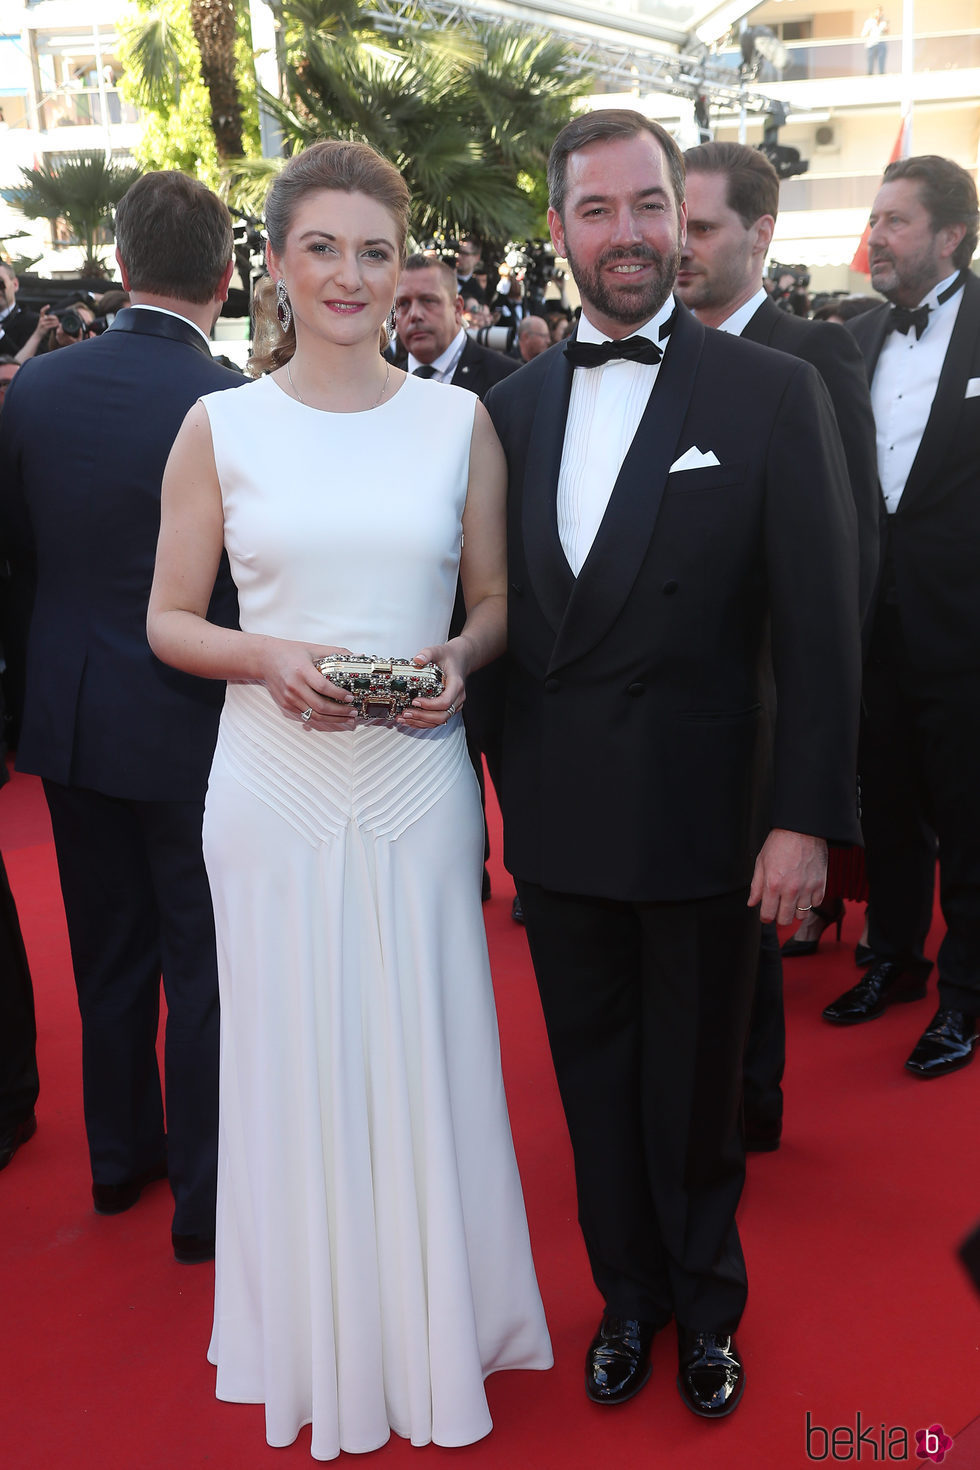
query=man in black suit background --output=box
[486,110,862,1419]
[0,171,243,1260]
[675,140,881,1152]
[393,253,518,394]
[0,265,39,356]
[822,156,980,1078]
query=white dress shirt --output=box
[872,271,964,512]
[557,295,675,577]
[408,327,467,383]
[713,286,768,337]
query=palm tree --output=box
[0,152,142,274]
[188,0,246,159]
[239,3,589,251]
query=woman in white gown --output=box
[147,140,551,1460]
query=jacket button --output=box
[627,682,645,697]
[544,677,561,692]
[662,580,678,595]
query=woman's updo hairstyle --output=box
[250,139,411,376]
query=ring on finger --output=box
[446,702,456,718]
[300,707,314,723]
[795,903,812,912]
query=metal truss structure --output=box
[366,0,781,117]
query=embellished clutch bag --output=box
[313,655,445,718]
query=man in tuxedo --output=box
[392,254,517,394]
[676,140,881,1152]
[822,155,980,1078]
[0,266,38,356]
[0,171,243,1260]
[456,234,488,305]
[485,109,861,1418]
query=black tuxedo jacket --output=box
[0,304,39,355]
[450,336,518,398]
[741,297,881,636]
[0,307,244,800]
[486,299,863,902]
[848,272,980,673]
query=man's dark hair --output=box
[114,171,233,305]
[883,155,979,271]
[683,141,780,227]
[0,354,17,366]
[401,253,459,298]
[548,109,685,219]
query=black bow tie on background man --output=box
[887,304,930,339]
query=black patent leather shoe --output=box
[677,1328,744,1418]
[0,1112,37,1172]
[821,960,927,1026]
[92,1159,168,1215]
[172,1230,216,1264]
[905,1009,977,1079]
[511,894,525,924]
[585,1314,658,1404]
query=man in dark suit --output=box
[392,254,518,395]
[822,155,980,1078]
[676,140,881,1152]
[485,110,862,1418]
[393,252,517,900]
[0,171,243,1260]
[0,266,39,356]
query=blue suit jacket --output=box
[0,307,245,800]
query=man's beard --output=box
[566,239,681,329]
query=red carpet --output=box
[1,768,978,1470]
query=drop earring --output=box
[276,278,292,333]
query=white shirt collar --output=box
[576,293,676,346]
[714,287,769,337]
[913,270,961,313]
[129,303,212,347]
[408,326,467,378]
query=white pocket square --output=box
[966,377,980,400]
[670,446,721,472]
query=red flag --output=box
[850,115,910,274]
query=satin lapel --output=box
[521,345,576,634]
[547,304,705,675]
[856,306,890,380]
[899,276,980,511]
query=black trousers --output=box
[517,879,759,1334]
[0,848,38,1128]
[861,604,980,1013]
[742,922,785,1133]
[43,781,220,1235]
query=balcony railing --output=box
[37,87,139,131]
[714,31,980,82]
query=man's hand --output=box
[748,829,828,925]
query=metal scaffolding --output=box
[366,0,780,116]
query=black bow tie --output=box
[887,304,930,339]
[413,363,437,379]
[564,334,663,369]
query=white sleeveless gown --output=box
[200,373,551,1460]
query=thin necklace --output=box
[286,358,390,410]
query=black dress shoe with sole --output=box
[172,1230,216,1264]
[511,894,525,924]
[822,960,927,1026]
[905,1009,977,1079]
[92,1159,168,1215]
[677,1329,744,1418]
[0,1112,37,1172]
[585,1314,658,1404]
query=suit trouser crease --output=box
[518,879,758,1333]
[43,781,219,1232]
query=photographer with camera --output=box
[14,300,95,362]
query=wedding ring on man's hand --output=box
[300,707,314,723]
[795,904,812,912]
